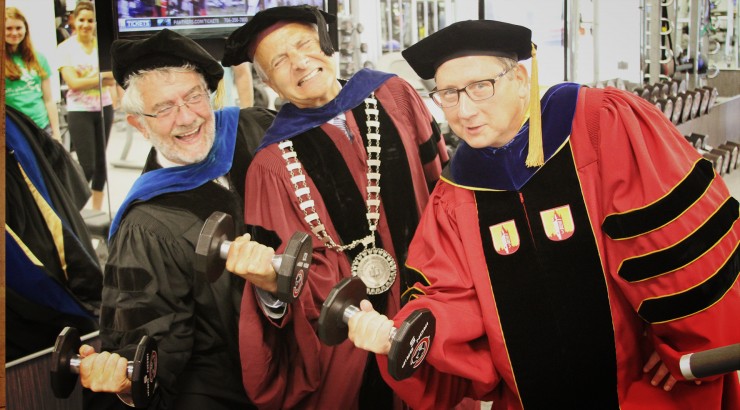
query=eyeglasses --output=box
[140,92,208,119]
[429,67,512,108]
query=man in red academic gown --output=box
[221,5,448,410]
[347,20,740,410]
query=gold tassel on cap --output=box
[212,78,226,110]
[525,42,544,168]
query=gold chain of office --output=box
[278,93,397,294]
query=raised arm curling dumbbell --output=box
[318,276,436,380]
[50,326,157,408]
[194,211,312,302]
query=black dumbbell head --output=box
[669,95,683,124]
[195,212,234,282]
[680,92,693,123]
[387,309,436,381]
[50,327,81,399]
[718,144,739,170]
[640,87,652,101]
[131,335,158,407]
[318,277,365,345]
[704,87,718,112]
[659,82,670,99]
[657,98,673,120]
[668,80,678,97]
[275,231,312,302]
[699,88,711,114]
[690,90,702,119]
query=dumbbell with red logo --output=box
[50,327,157,408]
[195,211,312,302]
[318,276,436,380]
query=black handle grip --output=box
[679,343,740,380]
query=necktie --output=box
[328,114,353,141]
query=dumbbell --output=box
[702,152,724,175]
[318,276,436,380]
[656,98,673,121]
[676,78,688,95]
[668,94,684,125]
[632,86,652,101]
[709,147,732,175]
[718,143,739,171]
[685,133,706,150]
[667,79,679,97]
[698,87,711,115]
[50,327,157,408]
[688,90,702,119]
[657,82,671,100]
[680,343,740,380]
[703,86,719,113]
[678,92,693,123]
[194,211,312,302]
[649,84,662,102]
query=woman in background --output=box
[5,7,62,142]
[57,1,116,211]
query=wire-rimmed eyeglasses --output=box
[429,67,512,108]
[140,92,208,119]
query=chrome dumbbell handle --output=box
[67,356,135,378]
[218,239,282,269]
[342,304,398,341]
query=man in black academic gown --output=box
[76,29,273,409]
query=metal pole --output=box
[386,0,393,53]
[398,0,404,49]
[432,0,438,32]
[688,0,699,88]
[423,0,429,36]
[649,0,662,84]
[594,0,601,83]
[565,0,576,82]
[411,0,419,44]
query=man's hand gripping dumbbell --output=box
[319,276,436,380]
[50,326,157,408]
[195,211,312,302]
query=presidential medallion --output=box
[351,247,397,295]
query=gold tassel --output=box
[212,78,225,110]
[525,42,544,168]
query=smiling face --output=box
[435,55,529,149]
[74,9,96,41]
[127,70,216,166]
[5,17,27,51]
[254,22,340,109]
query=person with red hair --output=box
[5,6,62,142]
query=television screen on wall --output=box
[114,1,325,39]
[96,0,329,68]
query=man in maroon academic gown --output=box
[221,5,448,409]
[347,20,740,410]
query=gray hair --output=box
[120,64,209,116]
[253,59,269,82]
[496,57,519,76]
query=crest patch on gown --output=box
[490,220,520,255]
[540,205,575,241]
